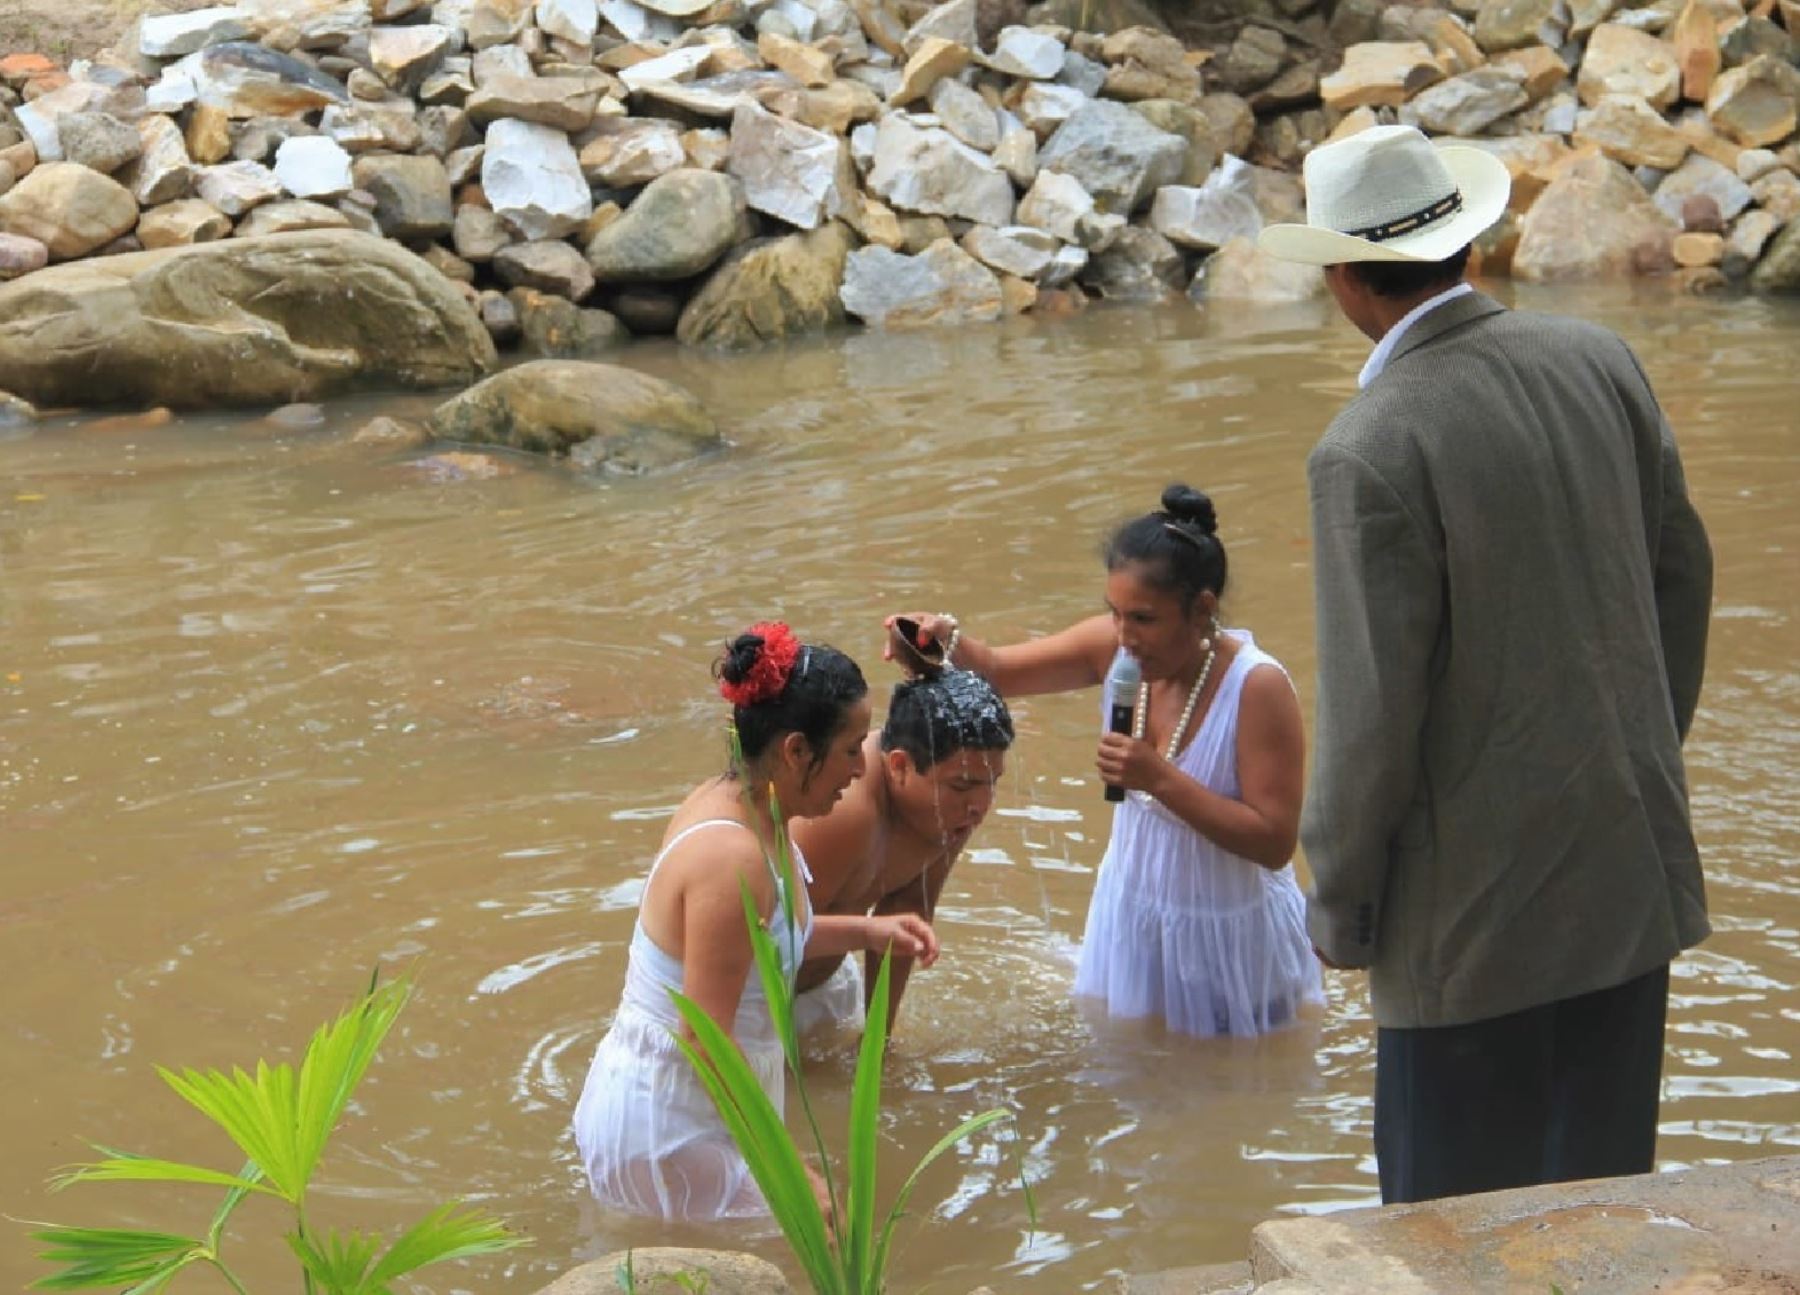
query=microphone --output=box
[1103,653,1140,803]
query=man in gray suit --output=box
[1258,126,1714,1204]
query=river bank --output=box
[1,0,1798,420]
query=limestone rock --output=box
[839,238,1003,327]
[1149,154,1263,250]
[1321,42,1445,111]
[0,229,493,408]
[1080,223,1182,300]
[867,113,1015,226]
[984,26,1066,79]
[1016,83,1091,137]
[585,167,745,279]
[1652,151,1752,223]
[1574,94,1689,168]
[273,134,353,198]
[467,75,602,131]
[0,162,139,260]
[1474,0,1567,50]
[929,77,1001,151]
[1038,97,1186,213]
[903,0,979,56]
[1722,207,1778,276]
[453,205,513,260]
[727,101,846,230]
[369,24,456,94]
[893,36,973,105]
[236,198,353,235]
[1514,153,1676,278]
[187,41,352,118]
[1191,235,1325,300]
[427,360,718,470]
[1100,27,1201,103]
[1016,168,1120,246]
[348,154,452,237]
[538,0,600,44]
[1198,92,1256,156]
[123,117,197,206]
[1400,67,1530,134]
[677,221,853,346]
[960,222,1057,276]
[1705,57,1800,149]
[238,0,371,48]
[1577,24,1679,108]
[495,239,596,299]
[1211,25,1285,94]
[138,199,233,248]
[993,124,1038,186]
[57,113,142,176]
[140,8,255,58]
[578,118,686,186]
[1490,46,1570,101]
[618,46,712,93]
[758,31,835,86]
[483,117,592,240]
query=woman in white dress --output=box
[888,487,1322,1038]
[573,622,940,1220]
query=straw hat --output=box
[1257,125,1511,265]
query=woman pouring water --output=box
[888,486,1322,1038]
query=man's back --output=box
[1304,293,1713,1029]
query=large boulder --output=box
[677,222,854,348]
[1513,155,1677,280]
[585,168,747,281]
[534,1249,792,1295]
[1190,235,1326,301]
[0,230,494,409]
[426,359,720,472]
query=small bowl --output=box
[888,617,946,678]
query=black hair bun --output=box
[1161,484,1218,538]
[719,632,764,685]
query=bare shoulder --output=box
[793,744,885,907]
[1239,657,1302,729]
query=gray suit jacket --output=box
[1302,291,1713,1029]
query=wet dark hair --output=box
[716,630,867,774]
[1344,245,1471,299]
[1103,483,1228,607]
[881,670,1014,771]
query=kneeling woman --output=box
[574,622,939,1221]
[892,486,1323,1038]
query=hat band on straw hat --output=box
[1345,192,1463,243]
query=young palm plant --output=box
[25,972,526,1293]
[668,769,1028,1293]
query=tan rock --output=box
[676,222,853,347]
[1192,235,1325,301]
[842,194,905,248]
[1574,94,1691,169]
[187,105,234,165]
[850,0,908,57]
[1751,169,1800,222]
[758,31,835,86]
[1419,11,1486,73]
[1705,56,1800,148]
[892,36,972,106]
[1566,0,1620,38]
[1670,0,1721,103]
[1673,110,1744,169]
[1489,46,1569,101]
[682,128,731,171]
[1474,0,1566,50]
[236,199,353,237]
[0,231,49,279]
[998,273,1037,313]
[541,1250,791,1295]
[138,199,233,249]
[1514,154,1676,279]
[1326,105,1382,142]
[1321,41,1445,111]
[790,80,884,134]
[1672,230,1724,265]
[1577,25,1679,109]
[0,162,138,260]
[467,75,601,131]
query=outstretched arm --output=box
[884,611,1117,698]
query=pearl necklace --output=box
[1132,644,1217,761]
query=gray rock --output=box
[960,223,1057,277]
[585,167,746,280]
[472,44,535,85]
[993,122,1038,186]
[483,117,592,240]
[426,359,719,473]
[1016,167,1121,247]
[369,23,457,95]
[235,198,352,236]
[467,74,602,131]
[186,41,352,118]
[1016,82,1090,136]
[417,105,471,158]
[726,101,847,230]
[319,103,424,153]
[57,113,143,175]
[232,116,317,163]
[839,238,1003,328]
[123,117,197,206]
[494,239,596,300]
[1081,224,1184,301]
[867,113,1015,226]
[903,0,978,55]
[578,118,686,187]
[984,26,1066,79]
[512,289,629,356]
[538,0,600,44]
[351,153,454,238]
[453,205,513,260]
[1056,49,1107,96]
[1652,151,1754,224]
[604,284,685,333]
[1399,66,1531,134]
[195,160,283,216]
[637,70,792,120]
[929,77,1000,151]
[139,7,254,58]
[1038,97,1185,212]
[1149,154,1263,250]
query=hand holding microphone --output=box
[1102,653,1140,803]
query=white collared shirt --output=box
[1357,282,1473,389]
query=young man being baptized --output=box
[791,669,1014,1034]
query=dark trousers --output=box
[1374,963,1670,1205]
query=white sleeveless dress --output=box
[573,819,814,1220]
[1074,630,1324,1038]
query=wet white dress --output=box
[1074,630,1324,1037]
[573,819,813,1220]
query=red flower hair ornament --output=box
[719,621,802,707]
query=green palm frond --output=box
[365,1200,528,1286]
[27,1224,201,1290]
[288,1224,386,1294]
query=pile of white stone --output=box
[0,0,1795,359]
